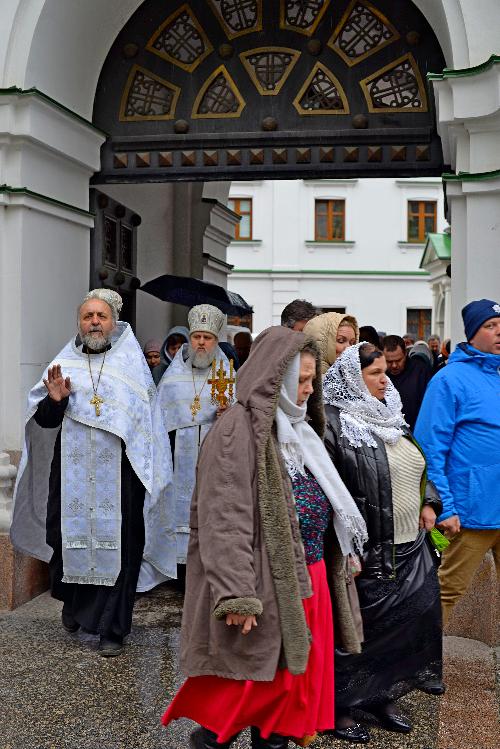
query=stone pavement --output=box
[0,584,497,749]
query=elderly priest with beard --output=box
[150,304,234,580]
[11,289,176,656]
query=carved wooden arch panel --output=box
[93,0,447,182]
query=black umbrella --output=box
[139,274,253,317]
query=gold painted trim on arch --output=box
[279,0,331,37]
[191,65,246,119]
[293,62,350,115]
[359,53,428,113]
[119,65,181,122]
[207,0,263,40]
[145,4,213,73]
[240,47,301,96]
[328,0,400,67]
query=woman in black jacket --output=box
[323,343,444,744]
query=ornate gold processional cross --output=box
[209,359,235,409]
[90,393,104,417]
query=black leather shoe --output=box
[61,605,79,633]
[98,636,124,657]
[368,706,412,734]
[332,724,370,743]
[420,680,446,696]
[190,728,235,748]
[251,727,289,748]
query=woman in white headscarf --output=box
[322,342,446,744]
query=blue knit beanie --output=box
[462,299,500,341]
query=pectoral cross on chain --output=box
[90,393,104,417]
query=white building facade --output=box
[228,178,447,337]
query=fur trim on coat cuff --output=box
[213,597,263,620]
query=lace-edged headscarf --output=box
[323,342,407,448]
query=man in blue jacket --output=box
[415,299,500,625]
[415,299,500,624]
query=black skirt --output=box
[335,531,442,709]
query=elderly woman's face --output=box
[297,352,316,406]
[336,325,357,357]
[362,355,388,400]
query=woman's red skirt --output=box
[161,559,334,743]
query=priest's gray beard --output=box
[79,326,112,352]
[188,345,216,370]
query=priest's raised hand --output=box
[43,364,71,401]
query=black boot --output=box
[251,726,289,748]
[419,678,446,695]
[189,727,236,749]
[61,603,79,633]
[366,702,412,734]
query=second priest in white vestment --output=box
[154,304,234,567]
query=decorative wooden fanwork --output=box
[207,0,263,39]
[145,4,213,72]
[280,0,331,36]
[329,0,400,66]
[119,66,180,121]
[240,47,301,95]
[93,0,447,181]
[192,65,245,118]
[360,53,427,112]
[294,62,350,114]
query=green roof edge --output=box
[442,169,500,182]
[232,269,429,277]
[0,184,95,218]
[0,86,107,137]
[424,232,451,260]
[428,54,500,81]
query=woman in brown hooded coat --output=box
[162,326,367,749]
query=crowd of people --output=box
[10,290,500,747]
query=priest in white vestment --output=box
[152,304,234,573]
[11,289,176,656]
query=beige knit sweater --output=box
[385,437,425,544]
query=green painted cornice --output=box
[428,54,500,81]
[0,86,107,136]
[232,269,429,277]
[442,169,500,182]
[0,184,94,218]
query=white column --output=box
[431,285,439,334]
[431,57,500,344]
[0,89,104,453]
[444,284,452,340]
[447,176,500,343]
[0,448,16,531]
